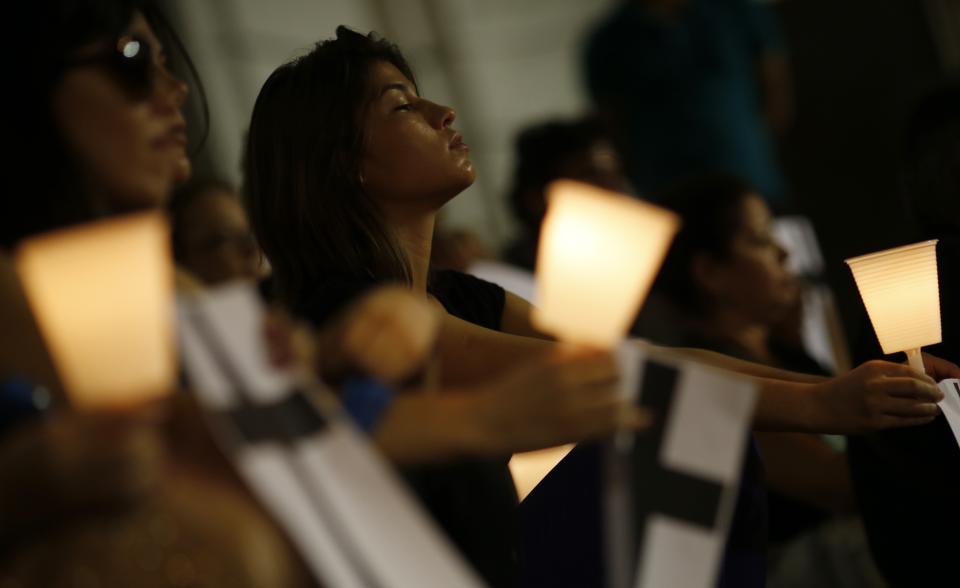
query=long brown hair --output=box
[243,26,416,307]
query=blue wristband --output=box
[340,377,394,433]
[0,376,52,437]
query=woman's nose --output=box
[155,66,189,110]
[431,102,456,129]
[776,242,789,264]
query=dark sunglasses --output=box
[64,36,156,100]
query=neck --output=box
[383,204,436,294]
[698,308,772,362]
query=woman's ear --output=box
[691,252,725,298]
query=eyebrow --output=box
[379,82,415,97]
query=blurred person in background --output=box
[652,174,884,587]
[502,116,630,272]
[584,0,792,209]
[499,116,689,343]
[170,179,270,286]
[846,81,960,588]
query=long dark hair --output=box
[653,174,755,316]
[3,0,205,250]
[243,26,416,307]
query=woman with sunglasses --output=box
[5,5,189,248]
[245,27,958,587]
[0,2,317,586]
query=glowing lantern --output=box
[15,212,175,408]
[845,240,941,374]
[532,180,679,348]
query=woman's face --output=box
[53,12,191,213]
[178,189,269,286]
[697,195,798,325]
[360,61,475,213]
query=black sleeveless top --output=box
[295,270,520,588]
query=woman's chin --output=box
[173,156,193,185]
[459,163,477,188]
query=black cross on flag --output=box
[518,345,755,588]
[609,348,756,588]
[177,284,485,588]
[627,363,725,558]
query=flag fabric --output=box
[177,284,485,588]
[610,344,757,588]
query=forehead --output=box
[367,60,416,96]
[739,193,772,226]
[126,12,162,49]
[182,191,247,227]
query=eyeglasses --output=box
[64,36,157,100]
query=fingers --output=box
[873,376,943,402]
[618,406,654,431]
[877,414,938,429]
[573,403,652,441]
[354,323,424,382]
[344,313,431,382]
[40,413,167,507]
[878,396,941,418]
[922,352,960,381]
[340,288,440,381]
[97,425,166,499]
[866,359,937,384]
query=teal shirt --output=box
[585,0,787,203]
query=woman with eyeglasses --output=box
[170,179,271,286]
[245,27,958,587]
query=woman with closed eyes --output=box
[245,26,957,587]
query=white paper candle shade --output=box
[845,240,941,374]
[15,212,176,408]
[532,180,680,348]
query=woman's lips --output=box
[449,133,468,150]
[155,125,188,150]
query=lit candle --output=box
[532,180,680,348]
[846,240,941,374]
[15,212,175,408]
